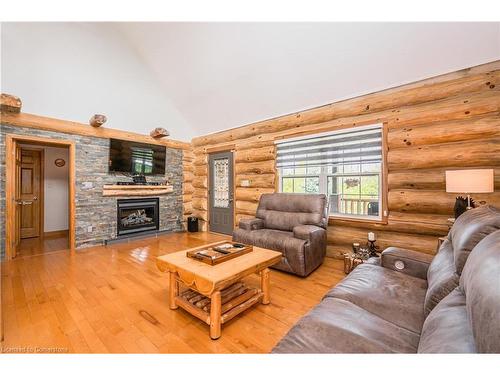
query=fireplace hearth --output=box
[117,198,159,236]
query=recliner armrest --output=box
[293,225,324,241]
[239,217,264,231]
[381,247,434,280]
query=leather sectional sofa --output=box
[273,205,500,353]
[233,193,328,277]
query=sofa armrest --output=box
[381,247,434,280]
[239,217,264,231]
[293,225,324,241]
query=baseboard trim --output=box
[43,229,69,238]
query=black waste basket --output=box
[187,216,199,232]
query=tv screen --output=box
[109,139,166,175]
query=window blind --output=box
[276,125,382,168]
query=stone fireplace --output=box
[117,198,160,236]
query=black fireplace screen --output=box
[117,198,159,236]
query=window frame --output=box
[276,123,388,224]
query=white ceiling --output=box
[3,23,500,140]
[114,22,500,137]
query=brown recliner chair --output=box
[232,193,328,277]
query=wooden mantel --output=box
[102,184,174,197]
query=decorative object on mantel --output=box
[102,184,173,197]
[150,127,170,139]
[89,114,107,127]
[0,93,22,113]
[54,158,66,167]
[445,169,494,218]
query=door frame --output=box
[5,134,76,259]
[207,148,235,235]
[17,146,45,239]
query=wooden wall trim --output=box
[1,111,190,150]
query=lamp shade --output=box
[445,169,494,193]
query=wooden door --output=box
[208,151,234,235]
[18,149,43,239]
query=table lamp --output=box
[445,169,494,216]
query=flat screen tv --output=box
[109,139,166,175]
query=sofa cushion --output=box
[459,230,500,353]
[325,263,427,334]
[418,288,476,353]
[424,239,459,316]
[272,297,420,353]
[450,205,500,275]
[256,193,327,231]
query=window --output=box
[277,124,385,221]
[131,147,154,174]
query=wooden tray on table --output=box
[186,241,253,265]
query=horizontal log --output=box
[193,176,208,189]
[2,112,190,150]
[192,66,500,147]
[235,187,275,203]
[330,212,450,236]
[192,209,208,222]
[388,190,500,215]
[234,145,275,163]
[192,197,208,211]
[183,184,195,194]
[194,154,207,166]
[388,114,500,149]
[183,172,194,183]
[235,159,276,175]
[235,200,258,215]
[183,202,193,215]
[388,167,500,190]
[388,138,500,171]
[192,188,208,198]
[183,163,194,173]
[235,140,276,151]
[327,225,438,255]
[389,89,500,129]
[182,194,192,203]
[194,165,207,176]
[235,173,275,189]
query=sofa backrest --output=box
[450,205,500,275]
[459,230,500,353]
[424,205,500,316]
[256,193,327,232]
[419,230,500,353]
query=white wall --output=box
[1,22,196,141]
[43,146,69,232]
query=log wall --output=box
[188,60,500,257]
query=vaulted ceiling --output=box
[2,22,499,140]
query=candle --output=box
[368,232,375,241]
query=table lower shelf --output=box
[175,282,263,325]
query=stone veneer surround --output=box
[0,124,183,256]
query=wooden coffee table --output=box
[156,241,282,339]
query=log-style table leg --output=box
[260,268,270,305]
[209,291,221,339]
[169,271,179,310]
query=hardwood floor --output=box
[1,231,345,353]
[17,232,69,258]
